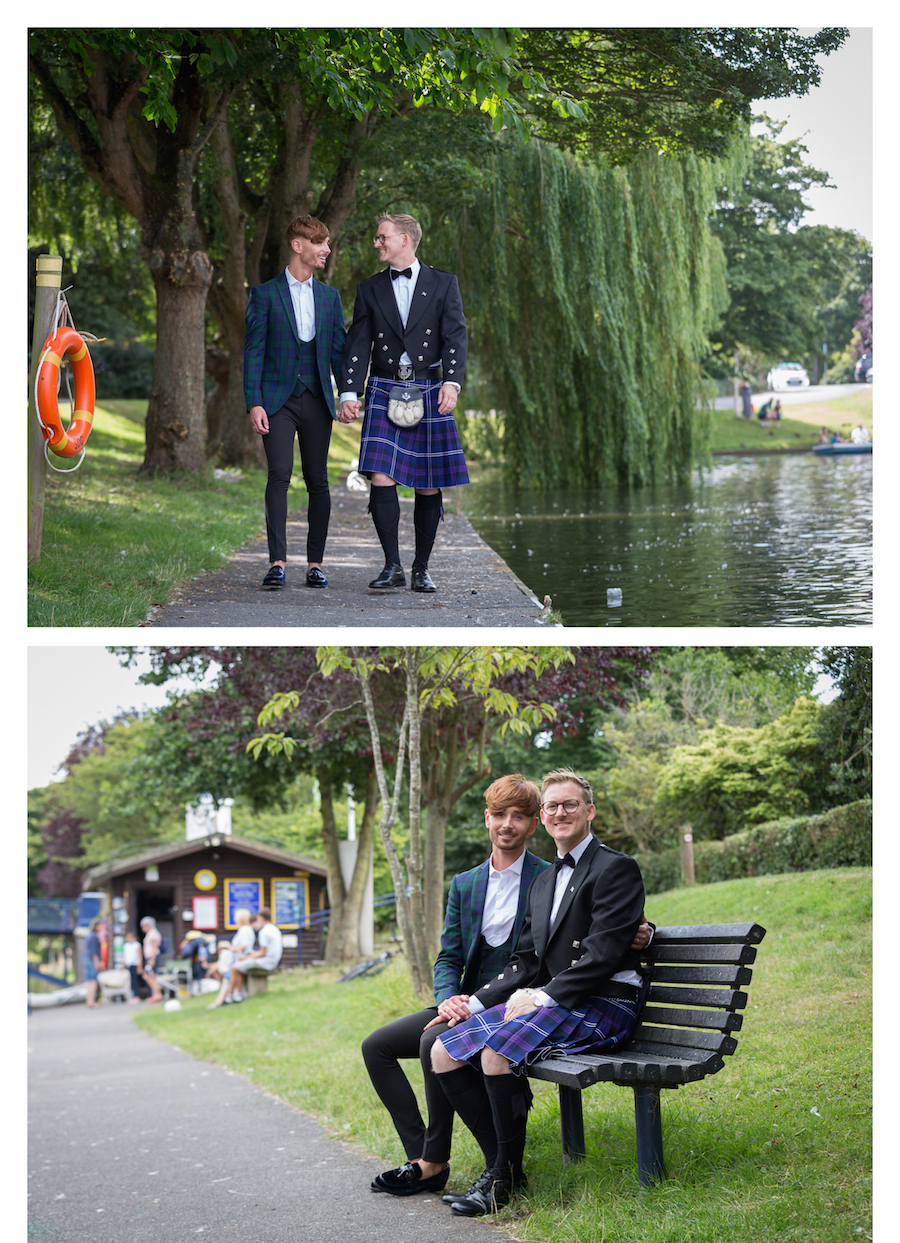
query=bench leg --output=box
[558,1085,586,1163]
[633,1084,666,1187]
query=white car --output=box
[766,362,810,391]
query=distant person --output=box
[122,930,143,1002]
[830,431,844,444]
[739,380,753,419]
[228,909,283,995]
[757,399,772,422]
[818,427,830,445]
[244,214,348,591]
[850,423,871,443]
[139,916,164,1005]
[209,908,256,1007]
[770,400,782,422]
[178,931,210,996]
[83,919,102,1009]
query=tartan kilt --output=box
[438,993,639,1076]
[358,377,470,489]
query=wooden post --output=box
[679,827,695,886]
[29,254,63,562]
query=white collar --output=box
[557,833,593,866]
[285,266,314,288]
[488,850,526,878]
[390,257,420,279]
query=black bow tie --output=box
[391,267,413,280]
[554,853,575,871]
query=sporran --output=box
[387,383,425,428]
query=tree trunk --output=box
[317,764,347,968]
[336,767,378,961]
[141,246,213,473]
[404,654,434,993]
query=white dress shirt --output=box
[285,267,316,341]
[480,851,526,947]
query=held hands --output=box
[337,399,362,424]
[423,994,472,1030]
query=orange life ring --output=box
[36,326,95,458]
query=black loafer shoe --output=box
[449,1170,514,1217]
[262,566,286,589]
[410,567,437,592]
[306,566,327,588]
[371,1161,450,1196]
[369,563,405,589]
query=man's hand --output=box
[437,383,458,415]
[503,995,539,1023]
[424,994,472,1030]
[250,405,269,435]
[631,911,652,951]
[337,399,362,423]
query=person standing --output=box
[83,919,102,1008]
[431,768,647,1217]
[139,916,164,1005]
[337,214,469,593]
[122,930,143,1002]
[245,214,348,591]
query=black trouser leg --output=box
[484,1073,533,1182]
[412,489,443,571]
[368,482,402,567]
[262,392,333,563]
[361,1008,453,1162]
[435,1064,498,1169]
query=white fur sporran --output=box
[387,383,425,428]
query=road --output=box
[709,382,865,410]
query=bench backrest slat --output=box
[650,963,754,987]
[649,922,766,945]
[647,983,748,1010]
[632,1024,738,1055]
[648,943,758,966]
[639,1003,744,1032]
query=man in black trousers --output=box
[337,213,469,593]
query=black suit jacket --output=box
[340,264,468,395]
[472,837,645,1013]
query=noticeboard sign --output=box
[224,878,263,928]
[271,876,310,929]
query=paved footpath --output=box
[146,490,550,629]
[28,1001,506,1243]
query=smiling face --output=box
[485,804,538,863]
[291,234,331,272]
[540,780,595,855]
[374,221,411,269]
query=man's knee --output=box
[430,1038,459,1074]
[481,1048,511,1076]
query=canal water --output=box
[463,452,872,627]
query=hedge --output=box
[634,798,872,896]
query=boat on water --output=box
[812,442,872,456]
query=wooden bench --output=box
[527,921,766,1186]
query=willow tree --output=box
[434,138,740,488]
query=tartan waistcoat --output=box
[291,336,323,397]
[463,931,518,994]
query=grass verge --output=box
[133,868,872,1243]
[28,401,363,627]
[706,388,873,455]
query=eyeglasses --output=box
[374,233,397,244]
[542,799,583,814]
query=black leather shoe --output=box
[305,566,327,588]
[368,563,405,589]
[371,1161,450,1196]
[449,1169,515,1216]
[443,1168,526,1204]
[261,565,286,589]
[410,567,437,592]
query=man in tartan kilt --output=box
[337,213,468,592]
[431,768,648,1217]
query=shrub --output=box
[633,797,871,895]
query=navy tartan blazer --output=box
[432,850,550,1004]
[243,270,346,419]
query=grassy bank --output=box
[28,400,363,627]
[134,868,872,1243]
[706,388,873,455]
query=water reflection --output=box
[463,454,872,627]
